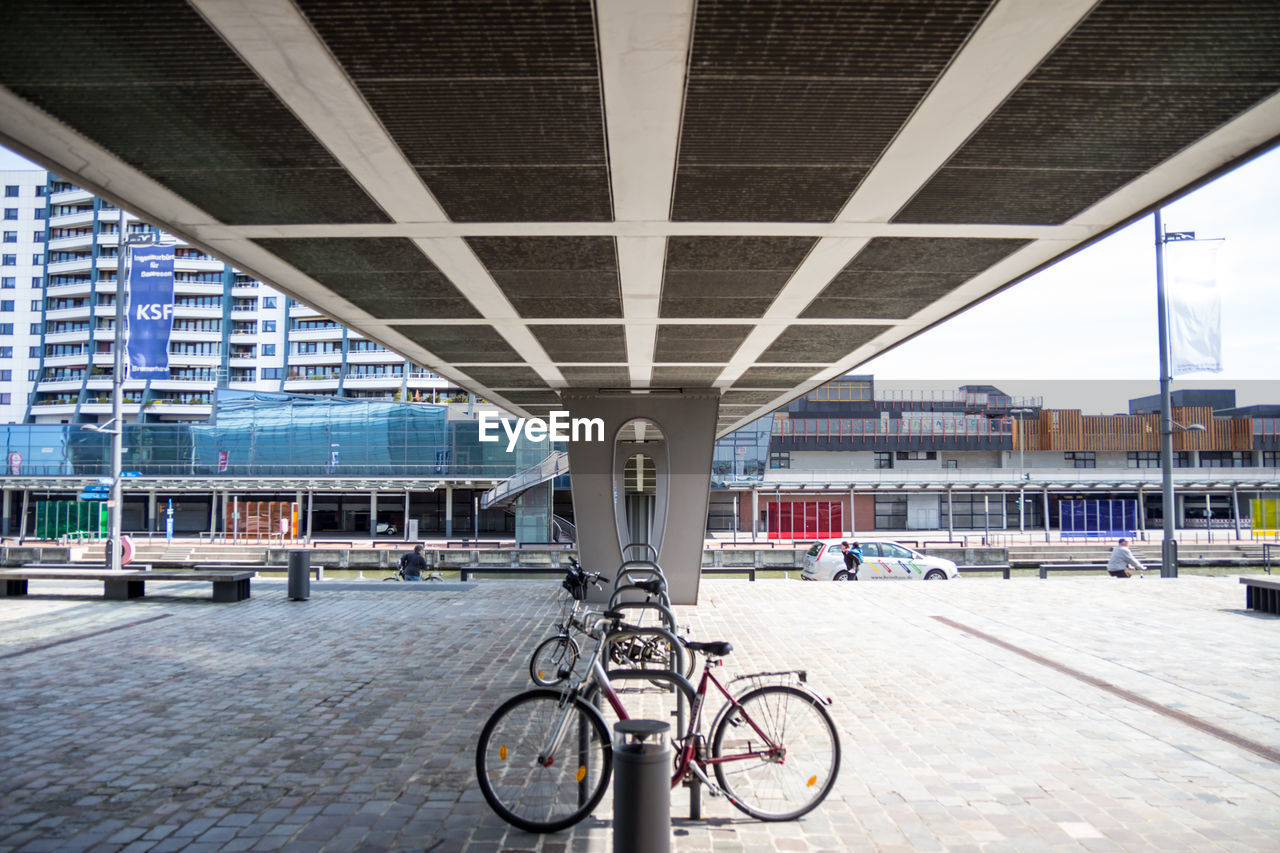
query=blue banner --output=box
[126,244,175,378]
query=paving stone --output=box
[1,577,1278,850]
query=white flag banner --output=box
[1166,239,1223,376]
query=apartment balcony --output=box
[287,352,343,365]
[174,257,225,272]
[168,354,220,366]
[344,374,403,388]
[288,303,325,317]
[148,377,218,390]
[28,401,79,416]
[80,401,145,417]
[46,258,94,275]
[45,278,92,297]
[47,233,95,252]
[43,329,91,345]
[34,378,84,393]
[170,330,222,343]
[172,306,223,319]
[288,326,343,341]
[345,349,400,364]
[41,353,89,368]
[46,210,95,229]
[283,378,340,391]
[173,281,225,295]
[49,187,93,205]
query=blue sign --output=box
[121,471,142,478]
[97,477,114,486]
[126,243,175,379]
[78,491,108,501]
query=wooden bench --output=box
[1039,562,1161,579]
[458,566,564,582]
[700,567,757,581]
[957,564,1012,580]
[1240,576,1280,615]
[0,567,253,602]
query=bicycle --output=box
[529,563,693,687]
[477,610,841,833]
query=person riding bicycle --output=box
[401,544,428,581]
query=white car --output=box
[801,539,959,581]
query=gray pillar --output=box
[370,491,378,540]
[848,486,856,537]
[1232,484,1241,540]
[1042,487,1051,543]
[444,485,454,537]
[403,490,411,542]
[563,390,718,606]
[1018,485,1025,533]
[1205,492,1213,544]
[210,490,219,539]
[2,488,10,538]
[305,489,313,543]
[1137,486,1146,538]
[147,490,158,533]
[946,486,953,539]
[751,489,759,539]
[19,489,29,541]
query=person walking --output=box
[1107,538,1144,578]
[839,541,861,581]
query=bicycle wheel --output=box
[529,634,580,686]
[710,685,840,821]
[475,689,613,833]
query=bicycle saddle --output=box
[633,579,665,594]
[685,641,732,657]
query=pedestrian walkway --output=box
[0,575,1277,851]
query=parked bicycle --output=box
[477,609,841,832]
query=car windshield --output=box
[805,543,823,557]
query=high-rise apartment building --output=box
[7,171,463,425]
[0,170,48,423]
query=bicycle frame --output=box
[543,627,787,798]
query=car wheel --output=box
[834,571,851,581]
[924,569,948,580]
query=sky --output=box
[4,143,1276,414]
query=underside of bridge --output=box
[3,1,1279,601]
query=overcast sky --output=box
[4,143,1276,414]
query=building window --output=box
[1,255,15,266]
[35,186,46,197]
[0,324,12,334]
[32,254,41,264]
[262,297,277,309]
[30,277,40,288]
[769,451,790,469]
[1128,451,1161,468]
[1199,451,1254,468]
[33,231,44,242]
[0,370,10,381]
[0,394,9,405]
[3,209,17,220]
[1265,451,1279,467]
[262,319,276,333]
[3,186,18,198]
[27,369,36,380]
[262,344,276,356]
[29,322,40,334]
[29,346,39,357]
[896,451,937,461]
[0,300,12,311]
[261,367,284,380]
[0,277,12,289]
[873,451,893,469]
[2,232,15,243]
[1064,451,1096,468]
[874,494,907,529]
[0,346,10,357]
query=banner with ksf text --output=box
[126,244,176,378]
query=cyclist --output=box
[401,544,429,581]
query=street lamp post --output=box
[1154,211,1201,578]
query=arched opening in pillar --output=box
[614,419,667,560]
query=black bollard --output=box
[613,720,670,853]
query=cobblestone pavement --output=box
[1,575,1277,852]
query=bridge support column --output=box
[562,390,718,606]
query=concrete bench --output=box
[1038,563,1160,579]
[1240,576,1280,615]
[202,562,323,580]
[458,566,563,582]
[700,566,757,581]
[0,567,252,602]
[957,565,1012,580]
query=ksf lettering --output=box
[135,303,175,321]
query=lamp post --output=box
[1155,211,1201,578]
[1009,407,1035,533]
